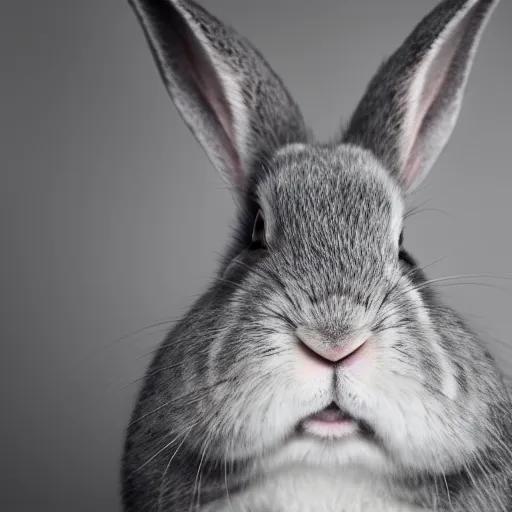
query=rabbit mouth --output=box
[297,402,375,441]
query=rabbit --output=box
[122,0,512,511]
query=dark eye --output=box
[250,209,267,250]
[398,230,413,263]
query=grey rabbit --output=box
[122,0,512,510]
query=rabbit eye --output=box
[398,230,406,260]
[398,230,414,264]
[250,209,267,250]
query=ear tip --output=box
[128,0,188,14]
[342,0,500,194]
[128,0,199,34]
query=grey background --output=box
[1,0,511,511]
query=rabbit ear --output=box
[343,0,499,193]
[128,0,309,194]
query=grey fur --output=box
[343,0,499,191]
[122,1,511,511]
[128,0,310,196]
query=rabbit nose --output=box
[295,326,368,364]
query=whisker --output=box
[127,424,197,479]
[403,197,434,218]
[223,445,235,511]
[390,273,512,308]
[413,272,512,290]
[406,253,452,277]
[190,432,213,511]
[158,426,195,511]
[76,319,179,369]
[432,281,512,295]
[129,377,236,426]
[404,207,459,223]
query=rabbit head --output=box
[125,0,510,507]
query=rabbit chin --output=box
[259,435,392,476]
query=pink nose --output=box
[296,327,367,363]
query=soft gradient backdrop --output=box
[1,0,511,510]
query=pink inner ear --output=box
[404,148,423,185]
[403,62,449,184]
[200,71,234,148]
[185,32,245,190]
[203,78,245,186]
[403,16,469,185]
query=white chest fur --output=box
[203,467,432,512]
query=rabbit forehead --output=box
[261,144,404,246]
